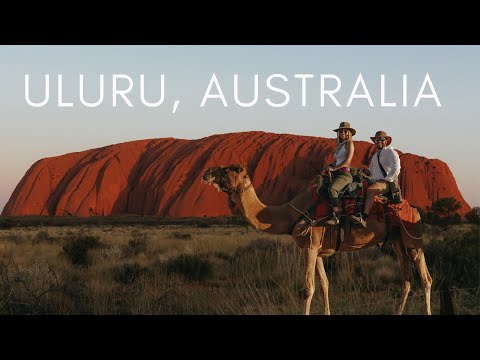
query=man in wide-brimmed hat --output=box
[350,131,401,228]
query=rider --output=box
[350,130,401,228]
[324,121,356,225]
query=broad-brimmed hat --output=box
[333,121,356,136]
[370,130,392,146]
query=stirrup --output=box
[325,212,340,225]
[350,213,362,221]
[350,213,367,228]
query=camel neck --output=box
[233,179,315,234]
[235,180,270,231]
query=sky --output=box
[0,45,479,211]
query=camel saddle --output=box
[309,170,418,229]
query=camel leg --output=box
[410,248,433,315]
[303,248,318,315]
[315,256,330,315]
[392,239,413,315]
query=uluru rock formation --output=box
[2,132,471,217]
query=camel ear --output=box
[236,164,247,172]
[239,164,248,176]
[228,164,244,173]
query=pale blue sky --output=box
[0,45,479,211]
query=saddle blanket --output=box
[310,184,419,228]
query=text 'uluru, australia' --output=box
[24,73,441,108]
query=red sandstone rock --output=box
[2,132,471,217]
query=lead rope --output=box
[392,207,424,240]
[288,202,330,248]
[377,196,424,240]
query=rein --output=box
[288,202,330,249]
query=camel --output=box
[202,164,433,315]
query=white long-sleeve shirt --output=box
[369,146,401,182]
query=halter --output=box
[204,167,253,197]
[222,179,253,197]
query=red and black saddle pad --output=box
[310,180,364,220]
[310,181,419,228]
[371,199,420,229]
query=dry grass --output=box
[0,223,478,315]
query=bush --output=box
[35,230,51,243]
[125,238,148,256]
[0,219,14,229]
[425,197,463,226]
[123,231,149,257]
[465,207,480,224]
[113,262,147,284]
[229,217,249,226]
[166,254,213,281]
[170,232,192,240]
[196,221,211,228]
[425,227,480,288]
[430,198,462,218]
[62,235,101,267]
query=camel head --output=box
[202,164,250,195]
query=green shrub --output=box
[123,231,149,257]
[166,254,213,281]
[465,207,480,224]
[62,235,101,267]
[229,217,249,226]
[425,227,480,288]
[196,221,211,228]
[170,232,192,240]
[35,230,51,243]
[0,219,14,229]
[425,197,463,226]
[125,239,148,256]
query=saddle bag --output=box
[388,179,402,204]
